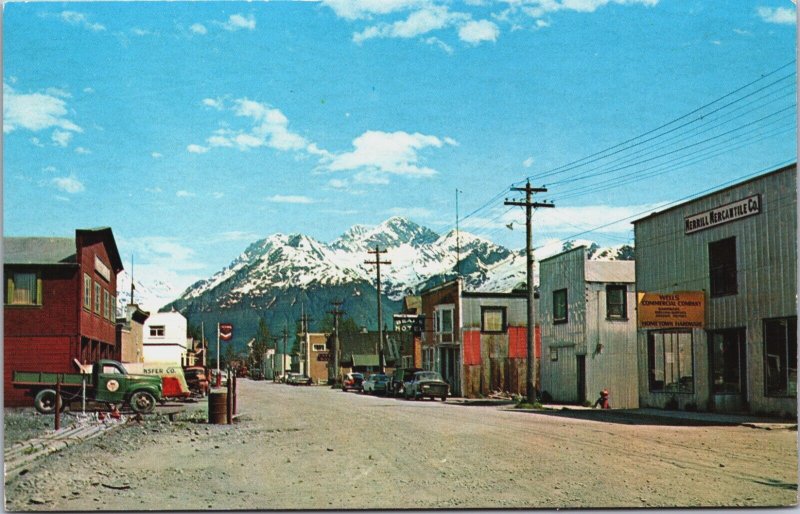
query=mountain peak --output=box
[331,216,439,251]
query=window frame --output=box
[763,317,797,398]
[5,271,42,306]
[312,343,326,352]
[103,289,111,321]
[83,273,92,310]
[480,306,507,334]
[149,325,166,338]
[94,282,102,314]
[605,284,628,320]
[553,289,568,324]
[434,305,454,335]
[647,330,695,394]
[708,328,746,395]
[709,237,738,297]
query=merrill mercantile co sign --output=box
[684,194,762,234]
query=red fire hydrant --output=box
[594,389,610,409]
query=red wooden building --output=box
[4,228,123,406]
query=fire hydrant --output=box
[594,389,610,409]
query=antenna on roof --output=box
[130,253,135,305]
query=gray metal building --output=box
[633,163,796,417]
[539,246,639,408]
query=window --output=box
[606,285,627,319]
[550,347,558,361]
[709,329,745,394]
[481,306,506,333]
[149,325,165,337]
[110,295,116,320]
[553,289,568,324]
[647,331,694,393]
[94,282,102,314]
[103,290,111,320]
[83,274,92,310]
[435,307,453,334]
[312,344,326,352]
[709,237,737,297]
[764,317,797,397]
[6,272,41,305]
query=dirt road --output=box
[5,380,797,510]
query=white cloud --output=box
[202,97,225,110]
[213,192,225,199]
[118,236,207,300]
[59,11,106,31]
[328,178,349,189]
[176,190,196,198]
[190,23,208,35]
[83,87,95,94]
[151,152,163,159]
[52,129,74,147]
[327,130,456,178]
[145,186,163,194]
[458,19,499,44]
[757,6,796,24]
[523,156,535,168]
[45,87,71,98]
[424,36,454,54]
[3,84,82,134]
[353,171,391,185]
[75,146,91,154]
[52,175,85,193]
[267,195,315,204]
[30,137,44,147]
[217,230,259,241]
[42,166,57,173]
[131,28,151,36]
[187,144,209,154]
[221,14,256,31]
[353,6,468,43]
[322,0,428,20]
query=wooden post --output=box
[226,369,233,425]
[233,373,237,415]
[55,378,62,431]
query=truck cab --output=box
[92,360,163,412]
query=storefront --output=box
[633,164,796,417]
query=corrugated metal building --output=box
[633,163,796,416]
[539,247,639,407]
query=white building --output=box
[539,247,639,408]
[142,310,189,366]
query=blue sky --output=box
[3,0,797,294]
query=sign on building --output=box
[637,291,705,329]
[684,194,761,234]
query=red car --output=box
[342,372,364,392]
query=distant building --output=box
[298,332,331,384]
[4,228,123,406]
[420,278,540,398]
[633,163,796,416]
[327,330,405,376]
[116,304,150,364]
[142,310,189,366]
[539,247,639,408]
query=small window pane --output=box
[482,308,505,332]
[553,289,568,323]
[83,274,92,309]
[764,317,797,397]
[94,282,101,313]
[606,285,626,318]
[709,238,737,297]
[10,273,37,305]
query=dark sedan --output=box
[403,371,448,401]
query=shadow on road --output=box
[507,408,743,427]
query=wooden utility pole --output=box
[271,336,280,382]
[365,246,391,373]
[282,325,288,380]
[329,300,344,385]
[299,305,313,376]
[505,180,554,403]
[456,188,462,276]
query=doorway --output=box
[576,355,586,404]
[708,328,747,411]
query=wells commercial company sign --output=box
[637,291,705,329]
[684,194,761,234]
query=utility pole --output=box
[456,188,462,276]
[365,245,391,373]
[505,180,554,404]
[201,322,205,368]
[282,324,288,380]
[299,307,313,376]
[329,300,344,385]
[271,336,280,382]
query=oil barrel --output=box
[208,391,228,424]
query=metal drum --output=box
[208,391,228,424]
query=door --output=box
[576,355,586,404]
[708,329,747,412]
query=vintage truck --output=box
[12,359,163,414]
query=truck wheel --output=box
[129,391,157,414]
[34,389,58,414]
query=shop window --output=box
[606,285,627,319]
[648,331,694,393]
[481,306,506,333]
[709,237,737,297]
[709,328,745,394]
[553,289,568,324]
[764,317,797,397]
[312,344,326,352]
[103,290,111,320]
[83,274,92,310]
[149,325,165,337]
[6,272,41,305]
[434,305,454,343]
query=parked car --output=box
[390,367,423,397]
[249,368,264,381]
[404,371,449,401]
[362,373,391,395]
[342,372,364,392]
[285,373,312,385]
[183,366,209,396]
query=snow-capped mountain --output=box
[162,217,632,342]
[116,269,182,315]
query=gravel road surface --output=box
[5,379,797,510]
